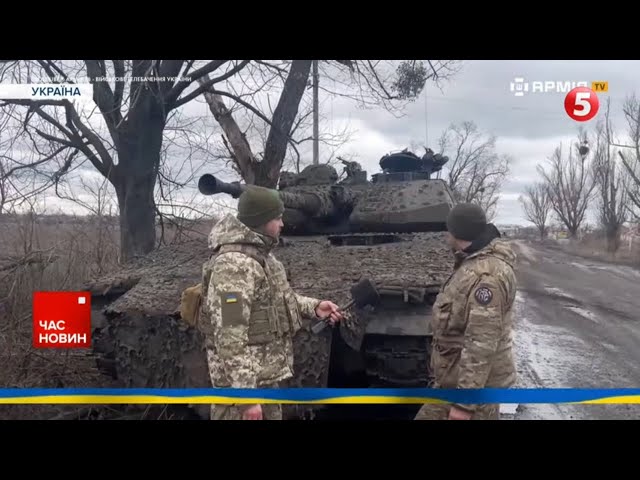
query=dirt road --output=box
[502,240,640,420]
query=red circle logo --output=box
[564,87,599,122]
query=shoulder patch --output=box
[224,293,238,304]
[219,291,245,326]
[474,286,493,305]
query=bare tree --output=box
[0,60,462,262]
[436,121,512,221]
[0,111,9,214]
[538,130,597,238]
[0,60,258,262]
[0,60,460,260]
[619,93,640,221]
[200,60,462,188]
[0,105,60,216]
[592,99,628,252]
[519,182,552,240]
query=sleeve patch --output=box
[220,291,245,326]
[474,286,493,306]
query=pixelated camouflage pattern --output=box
[421,238,517,417]
[201,214,321,392]
[210,403,283,420]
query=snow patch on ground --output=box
[570,262,590,271]
[541,283,602,324]
[569,260,640,279]
[564,305,600,323]
[507,291,589,420]
[588,264,640,279]
[543,286,577,301]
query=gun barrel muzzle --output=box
[198,174,244,198]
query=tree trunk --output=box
[115,172,157,263]
[539,226,545,241]
[605,227,621,253]
[201,61,312,188]
[256,60,313,188]
[113,98,166,263]
[569,226,579,239]
[201,91,256,184]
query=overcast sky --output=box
[11,59,640,227]
[190,59,640,226]
[309,59,637,226]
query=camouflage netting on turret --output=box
[86,229,453,419]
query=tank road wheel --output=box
[314,329,432,420]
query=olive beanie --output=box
[446,203,487,241]
[237,185,285,228]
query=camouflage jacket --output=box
[430,238,517,411]
[201,214,321,389]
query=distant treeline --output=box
[0,212,213,227]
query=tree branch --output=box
[172,61,251,110]
[84,60,124,134]
[165,60,228,106]
[200,87,256,184]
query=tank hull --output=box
[88,228,452,420]
[88,148,457,420]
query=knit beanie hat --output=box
[446,203,487,241]
[237,185,285,229]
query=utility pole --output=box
[313,60,319,165]
[423,83,428,148]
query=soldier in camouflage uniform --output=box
[415,203,517,420]
[201,185,343,420]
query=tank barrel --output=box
[199,173,330,216]
[198,174,245,198]
[279,191,323,215]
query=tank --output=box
[197,147,452,236]
[87,147,456,420]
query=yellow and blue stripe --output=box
[0,388,640,404]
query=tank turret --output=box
[350,148,454,232]
[199,148,455,235]
[376,147,449,179]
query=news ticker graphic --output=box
[0,84,93,100]
[1,388,640,404]
[32,291,91,348]
[564,86,600,122]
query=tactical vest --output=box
[194,243,302,344]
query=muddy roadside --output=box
[499,239,640,420]
[540,237,640,271]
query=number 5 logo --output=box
[565,87,599,122]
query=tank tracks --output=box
[363,334,432,388]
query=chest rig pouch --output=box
[209,244,298,345]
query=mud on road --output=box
[502,240,640,420]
